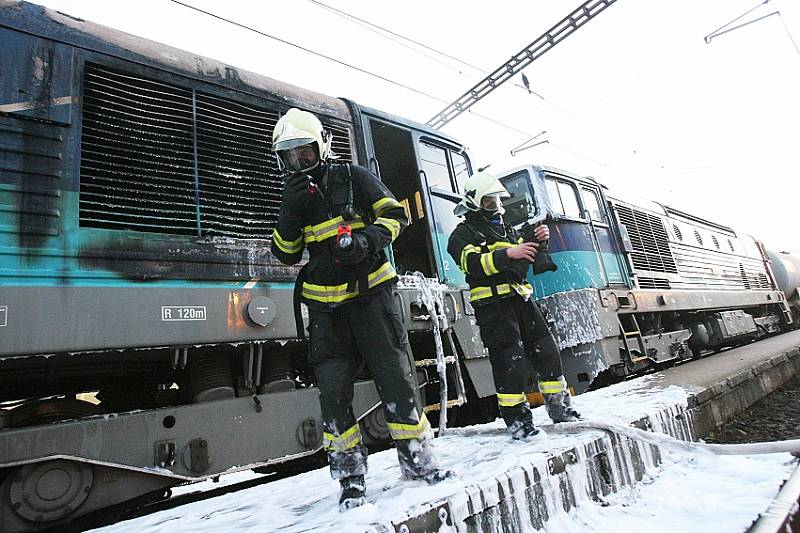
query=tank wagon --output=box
[0,2,495,529]
[497,165,799,391]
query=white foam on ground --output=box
[89,377,795,532]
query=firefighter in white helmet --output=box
[447,171,579,440]
[271,108,453,511]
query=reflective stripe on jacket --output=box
[447,215,533,305]
[271,163,408,309]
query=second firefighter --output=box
[447,171,580,440]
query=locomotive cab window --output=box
[545,177,582,219]
[418,140,473,284]
[418,142,451,190]
[500,169,539,227]
[451,151,469,194]
[581,188,605,224]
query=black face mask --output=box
[481,209,503,222]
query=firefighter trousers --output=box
[474,295,564,430]
[308,287,438,480]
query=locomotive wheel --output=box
[2,398,101,528]
[8,460,93,523]
[360,407,392,446]
[9,398,102,428]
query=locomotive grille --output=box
[79,63,353,239]
[637,277,671,289]
[739,264,771,290]
[195,94,280,238]
[615,204,678,274]
[79,65,197,234]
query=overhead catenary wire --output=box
[167,0,547,140]
[167,0,792,189]
[426,0,619,129]
[704,0,771,43]
[702,0,800,60]
[305,0,664,171]
[167,0,676,180]
[705,11,779,43]
[167,0,446,103]
[304,0,716,176]
[774,3,800,60]
[309,0,546,99]
[308,0,487,75]
[701,0,800,61]
[510,130,549,156]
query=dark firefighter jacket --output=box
[270,163,408,309]
[447,214,534,306]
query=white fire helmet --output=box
[454,171,510,216]
[272,108,332,173]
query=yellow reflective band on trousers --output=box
[469,282,533,302]
[303,215,366,244]
[323,423,362,452]
[460,244,481,273]
[372,197,402,217]
[480,252,499,276]
[387,412,432,440]
[497,392,527,407]
[375,217,401,241]
[272,229,303,254]
[538,379,567,394]
[301,262,397,304]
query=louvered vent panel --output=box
[739,264,751,290]
[79,63,355,238]
[195,95,353,238]
[195,94,281,239]
[739,264,772,290]
[328,123,354,161]
[615,204,678,274]
[637,277,671,289]
[79,63,198,234]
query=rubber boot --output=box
[339,475,366,511]
[397,438,456,484]
[420,468,457,484]
[544,390,581,423]
[508,418,546,441]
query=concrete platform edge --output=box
[383,345,800,533]
[689,347,800,438]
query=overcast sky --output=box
[30,0,800,252]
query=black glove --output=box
[519,222,538,243]
[332,232,371,265]
[505,258,531,282]
[519,222,558,275]
[281,172,313,215]
[533,240,558,274]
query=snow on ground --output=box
[90,377,796,533]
